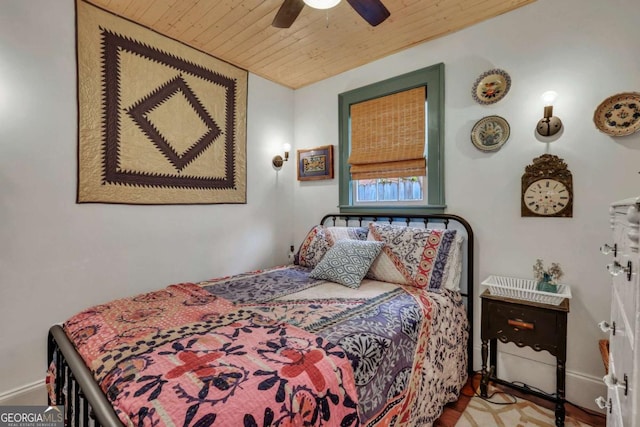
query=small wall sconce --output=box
[536,91,563,137]
[272,143,292,168]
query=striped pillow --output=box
[366,223,459,290]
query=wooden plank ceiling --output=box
[85,0,535,89]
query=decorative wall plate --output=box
[471,115,510,151]
[471,69,511,105]
[593,92,640,136]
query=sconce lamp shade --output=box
[304,0,341,9]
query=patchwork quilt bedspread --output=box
[60,265,468,426]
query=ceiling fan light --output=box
[303,0,341,10]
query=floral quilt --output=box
[203,266,469,426]
[58,266,468,426]
[61,282,358,426]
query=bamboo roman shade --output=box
[348,86,426,180]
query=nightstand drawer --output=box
[483,299,562,353]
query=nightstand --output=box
[480,289,570,427]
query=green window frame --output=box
[338,63,445,214]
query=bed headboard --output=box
[320,213,474,375]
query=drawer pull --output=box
[604,373,629,396]
[507,319,534,330]
[598,320,616,335]
[595,396,612,413]
[600,243,617,257]
[607,260,632,281]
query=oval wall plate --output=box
[471,115,510,151]
[471,69,511,105]
[593,92,640,136]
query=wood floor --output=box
[434,374,606,427]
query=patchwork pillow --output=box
[309,240,384,288]
[295,225,369,268]
[443,233,464,291]
[366,223,460,291]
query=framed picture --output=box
[297,145,334,181]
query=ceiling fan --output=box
[272,0,390,28]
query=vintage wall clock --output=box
[521,154,573,217]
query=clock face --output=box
[523,179,571,216]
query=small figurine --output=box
[533,259,563,293]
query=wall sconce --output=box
[536,90,563,137]
[272,143,291,168]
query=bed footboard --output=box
[48,325,121,427]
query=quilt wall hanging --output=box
[76,0,248,204]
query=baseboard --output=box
[472,344,607,413]
[0,380,46,406]
[565,369,607,413]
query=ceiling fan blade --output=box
[346,0,390,26]
[272,0,305,28]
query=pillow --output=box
[309,240,384,288]
[295,225,369,268]
[366,223,460,291]
[443,233,464,291]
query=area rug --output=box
[76,0,247,204]
[455,391,593,427]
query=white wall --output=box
[2,0,639,413]
[0,0,295,399]
[293,0,640,410]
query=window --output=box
[355,177,425,204]
[338,63,445,214]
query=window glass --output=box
[354,177,425,203]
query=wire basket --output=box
[481,275,572,306]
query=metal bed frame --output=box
[48,212,474,426]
